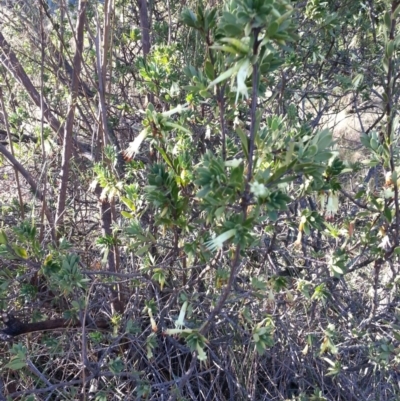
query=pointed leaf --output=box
[204,60,215,80]
[0,230,8,245]
[208,64,239,88]
[236,127,249,158]
[12,245,28,259]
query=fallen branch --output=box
[0,313,109,341]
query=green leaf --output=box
[236,127,249,158]
[164,122,191,134]
[5,357,26,370]
[108,357,124,374]
[183,85,201,93]
[384,206,392,223]
[204,60,215,80]
[223,23,243,36]
[370,137,379,150]
[152,268,166,290]
[196,186,211,198]
[313,151,334,163]
[12,245,28,259]
[267,21,279,37]
[394,330,400,341]
[181,8,198,28]
[136,245,151,256]
[210,45,242,54]
[154,145,173,168]
[386,40,395,58]
[352,73,364,89]
[251,277,267,291]
[267,160,296,184]
[0,230,8,245]
[383,56,389,73]
[306,144,318,157]
[215,206,225,218]
[331,264,344,275]
[208,64,239,88]
[121,197,136,211]
[316,129,333,151]
[121,211,134,219]
[219,37,250,54]
[360,133,371,149]
[384,11,391,31]
[394,4,400,19]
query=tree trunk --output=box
[138,0,151,58]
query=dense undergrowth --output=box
[0,0,400,400]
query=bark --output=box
[137,0,154,105]
[0,42,94,154]
[0,313,109,340]
[56,0,87,227]
[138,0,151,58]
[91,0,124,289]
[94,0,125,176]
[0,86,24,219]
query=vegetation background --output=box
[0,0,400,399]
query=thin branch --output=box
[0,142,53,226]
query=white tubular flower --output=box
[205,229,236,252]
[161,103,188,117]
[123,128,149,160]
[225,158,243,168]
[378,235,391,251]
[250,181,269,199]
[235,59,250,103]
[326,192,339,217]
[207,58,251,104]
[233,115,243,129]
[175,301,188,329]
[205,125,211,140]
[208,64,240,89]
[169,81,180,97]
[383,188,394,199]
[164,328,193,335]
[196,344,207,361]
[89,179,98,192]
